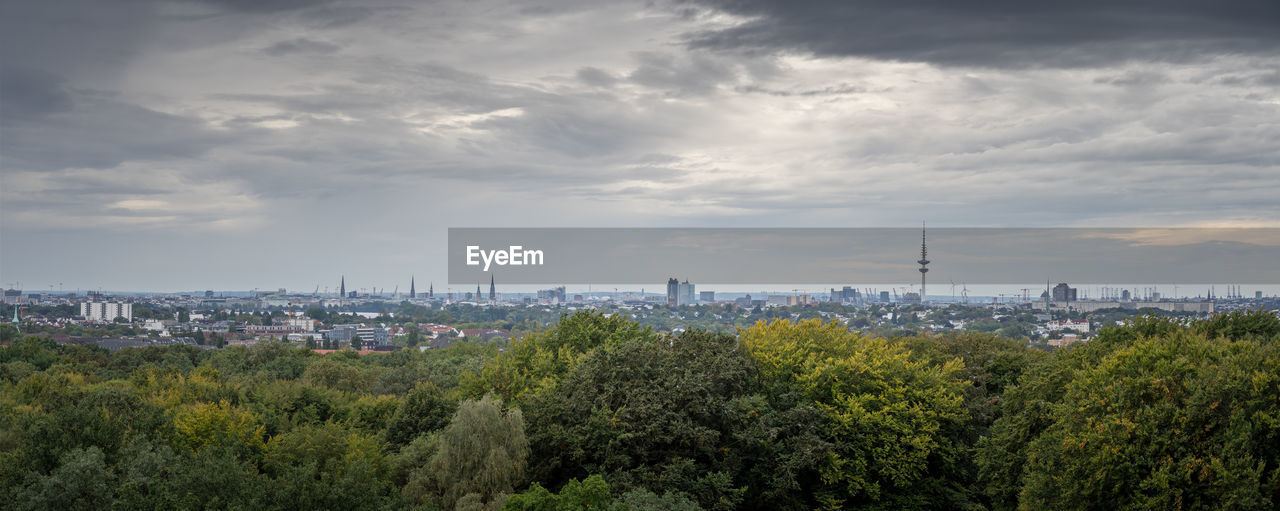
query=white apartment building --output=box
[81,302,133,322]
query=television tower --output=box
[917,223,930,304]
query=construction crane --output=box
[1021,288,1036,304]
[313,285,319,297]
[961,283,969,304]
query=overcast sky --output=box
[2,0,1278,292]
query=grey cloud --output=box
[262,37,341,56]
[1,92,233,171]
[682,0,1280,68]
[627,51,738,96]
[576,66,618,87]
[0,68,74,119]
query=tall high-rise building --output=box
[1052,283,1078,302]
[667,278,679,306]
[679,280,695,306]
[918,224,930,304]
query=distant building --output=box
[81,302,133,322]
[1052,283,1078,303]
[679,280,695,306]
[767,294,811,306]
[880,291,891,302]
[699,291,715,302]
[1121,289,1131,301]
[666,278,695,306]
[356,326,389,346]
[326,325,358,343]
[1048,334,1083,348]
[1045,319,1091,333]
[831,286,860,303]
[460,328,512,342]
[537,286,566,303]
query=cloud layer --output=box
[1,0,1277,290]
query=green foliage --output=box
[978,310,1280,510]
[740,319,970,510]
[404,393,530,510]
[2,308,1276,511]
[505,474,613,510]
[14,446,114,511]
[522,329,757,509]
[608,487,703,511]
[384,382,456,447]
[263,423,394,510]
[460,311,654,404]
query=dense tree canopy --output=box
[1,310,1277,510]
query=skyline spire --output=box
[409,276,416,299]
[918,222,929,304]
[489,274,496,301]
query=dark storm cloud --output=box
[683,0,1280,67]
[1,91,233,171]
[0,68,74,119]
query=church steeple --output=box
[409,276,416,299]
[340,276,345,297]
[489,274,495,301]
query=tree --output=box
[305,336,317,350]
[384,382,456,447]
[979,312,1280,510]
[0,323,19,344]
[459,311,655,405]
[504,474,612,510]
[522,330,773,509]
[15,447,114,511]
[739,319,970,510]
[351,336,363,351]
[404,327,423,348]
[405,393,529,510]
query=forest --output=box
[1,310,1277,510]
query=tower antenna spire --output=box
[917,222,929,304]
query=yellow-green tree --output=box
[740,319,969,510]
